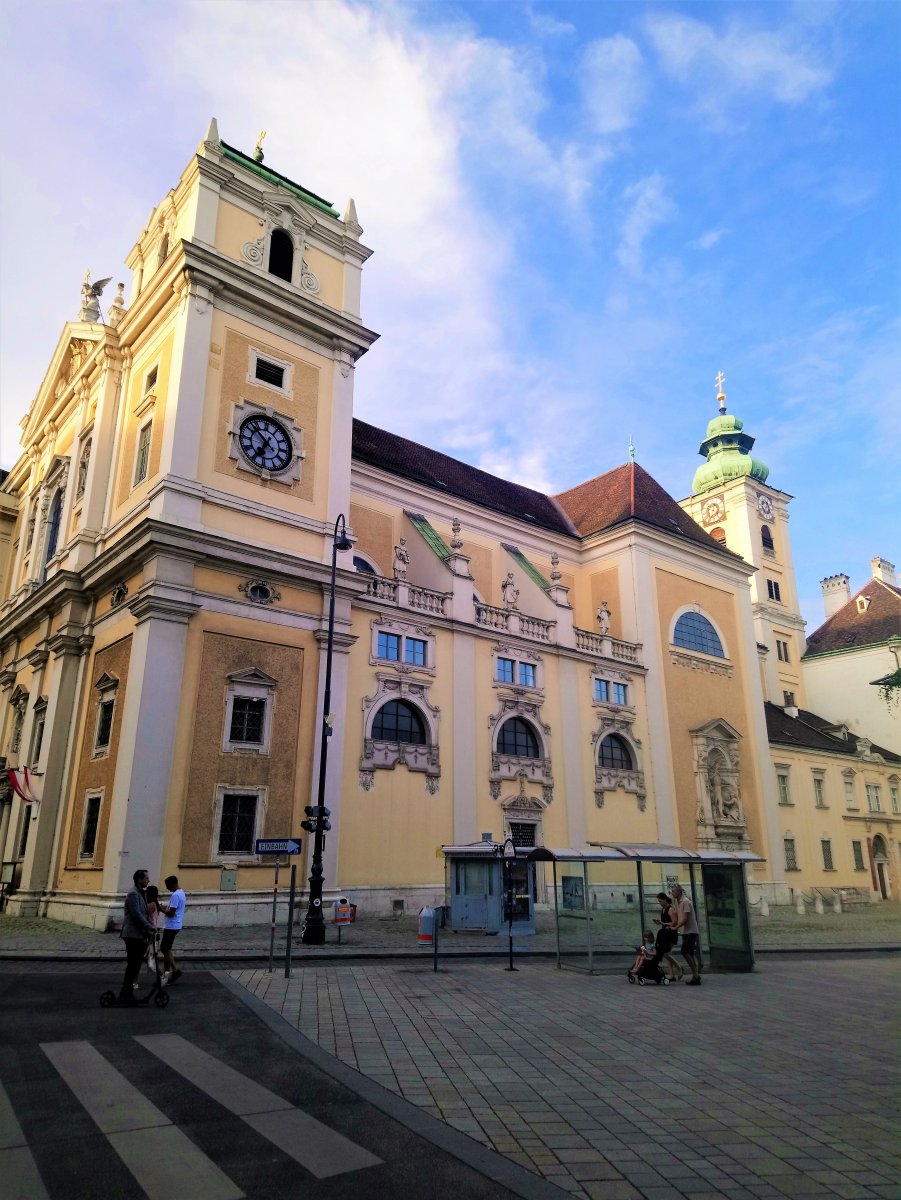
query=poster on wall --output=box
[562,875,585,911]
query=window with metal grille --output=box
[813,776,826,808]
[372,700,426,745]
[134,422,152,486]
[852,840,865,871]
[254,357,286,388]
[673,612,724,657]
[377,632,401,661]
[497,717,539,758]
[217,793,258,855]
[80,795,102,859]
[95,699,115,751]
[404,638,427,667]
[767,578,782,602]
[229,697,266,744]
[784,838,798,871]
[599,734,633,770]
[821,839,834,871]
[267,229,294,282]
[508,822,536,847]
[709,526,727,547]
[777,773,791,805]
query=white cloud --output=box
[615,173,675,275]
[692,228,728,251]
[527,6,575,38]
[580,35,647,135]
[645,13,832,121]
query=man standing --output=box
[671,883,702,985]
[119,868,155,1003]
[160,874,186,985]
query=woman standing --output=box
[654,892,682,981]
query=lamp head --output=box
[335,532,353,552]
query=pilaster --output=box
[157,276,217,485]
[452,632,477,843]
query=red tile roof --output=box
[804,579,901,657]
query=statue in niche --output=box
[719,780,742,823]
[596,601,611,636]
[501,572,519,610]
[393,538,410,580]
[706,757,742,823]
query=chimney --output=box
[871,556,897,586]
[821,574,851,619]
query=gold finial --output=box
[253,130,266,163]
[715,370,726,414]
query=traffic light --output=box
[301,805,332,833]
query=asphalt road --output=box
[0,968,559,1200]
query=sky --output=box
[0,0,898,632]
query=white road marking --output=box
[0,1083,50,1200]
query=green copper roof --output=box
[693,407,769,495]
[406,511,452,561]
[220,142,340,217]
[502,543,551,590]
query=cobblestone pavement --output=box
[2,905,899,959]
[228,957,900,1200]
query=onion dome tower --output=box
[692,372,769,495]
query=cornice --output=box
[127,590,201,627]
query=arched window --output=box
[268,229,294,282]
[598,734,633,770]
[761,525,774,553]
[497,717,539,758]
[372,699,426,745]
[673,611,725,658]
[353,555,376,574]
[44,491,63,563]
[709,526,727,547]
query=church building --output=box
[0,125,896,926]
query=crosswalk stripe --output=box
[135,1033,383,1179]
[40,1041,242,1200]
[0,1081,51,1200]
[0,1081,28,1150]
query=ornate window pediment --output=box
[359,674,440,795]
[488,697,553,804]
[94,672,120,693]
[591,724,645,810]
[226,667,277,688]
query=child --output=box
[627,930,658,981]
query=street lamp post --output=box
[502,835,517,971]
[301,514,353,946]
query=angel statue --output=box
[79,271,113,323]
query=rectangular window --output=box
[254,358,285,389]
[813,776,826,808]
[784,838,798,871]
[783,691,796,708]
[776,639,790,662]
[404,637,427,667]
[30,709,46,764]
[18,812,30,859]
[518,662,536,688]
[229,697,266,744]
[777,773,791,805]
[767,579,782,602]
[612,682,628,705]
[134,421,152,486]
[866,784,882,813]
[144,366,158,393]
[95,699,115,752]
[844,778,857,809]
[217,793,258,855]
[377,632,401,661]
[80,794,102,860]
[852,841,865,871]
[594,678,609,703]
[821,839,834,871]
[497,657,515,684]
[891,786,900,814]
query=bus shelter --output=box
[527,843,762,973]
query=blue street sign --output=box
[255,838,303,855]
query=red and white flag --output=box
[8,767,40,806]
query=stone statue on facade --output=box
[78,272,113,323]
[393,538,410,580]
[596,601,611,636]
[501,573,519,610]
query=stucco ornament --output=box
[359,674,440,795]
[450,518,463,551]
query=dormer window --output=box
[856,596,870,613]
[268,229,294,282]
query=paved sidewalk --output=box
[228,957,900,1200]
[2,906,899,961]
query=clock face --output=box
[701,497,724,526]
[238,415,293,472]
[757,494,774,520]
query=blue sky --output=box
[1,0,898,630]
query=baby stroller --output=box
[627,944,670,986]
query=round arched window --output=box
[497,717,539,758]
[673,611,725,658]
[353,555,376,574]
[372,699,426,745]
[268,228,294,282]
[598,734,633,770]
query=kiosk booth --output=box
[443,841,537,936]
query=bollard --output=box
[814,895,824,915]
[418,906,435,946]
[284,865,297,979]
[759,897,770,917]
[795,897,805,916]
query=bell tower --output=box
[680,374,806,710]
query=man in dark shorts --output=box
[119,868,155,1003]
[160,874,186,985]
[671,883,702,985]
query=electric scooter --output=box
[100,932,170,1008]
